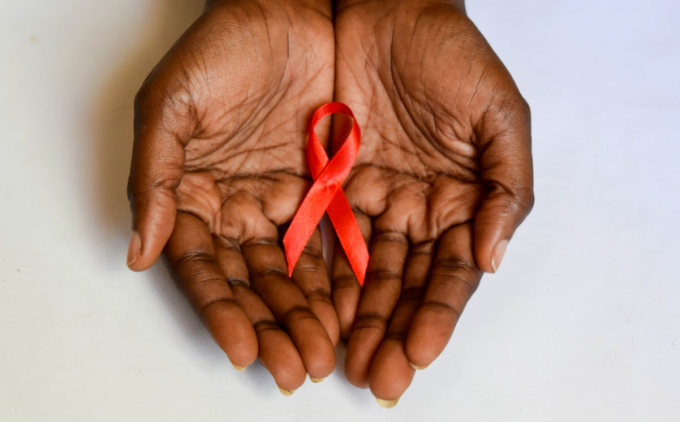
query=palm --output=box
[332,1,533,403]
[129,1,338,393]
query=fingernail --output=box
[126,231,142,267]
[410,362,429,370]
[310,376,324,383]
[376,397,400,409]
[232,363,247,372]
[491,240,509,273]
[278,386,295,397]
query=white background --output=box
[1,0,679,421]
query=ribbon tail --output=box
[327,190,369,286]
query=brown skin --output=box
[332,0,534,401]
[127,0,337,392]
[127,0,534,401]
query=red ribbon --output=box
[284,102,369,286]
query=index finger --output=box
[404,223,482,368]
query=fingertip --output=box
[404,311,451,368]
[278,386,295,397]
[409,362,429,370]
[369,339,414,401]
[472,221,504,274]
[345,328,381,389]
[126,230,142,269]
[304,334,337,379]
[491,239,508,273]
[128,216,176,271]
[259,330,307,392]
[128,177,180,271]
[375,397,400,409]
[473,188,532,273]
[232,363,247,372]
[203,300,259,368]
[127,225,174,272]
[473,232,508,274]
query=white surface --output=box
[1,0,679,421]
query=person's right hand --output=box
[126,0,337,395]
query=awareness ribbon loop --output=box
[283,102,369,286]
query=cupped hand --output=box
[127,0,337,393]
[332,0,534,404]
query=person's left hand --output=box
[331,0,534,406]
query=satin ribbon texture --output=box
[283,102,369,286]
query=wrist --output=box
[335,0,466,15]
[206,0,332,16]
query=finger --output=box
[345,230,409,388]
[290,227,340,347]
[163,212,258,368]
[242,241,336,379]
[214,238,307,392]
[126,83,195,271]
[368,242,434,401]
[474,97,534,273]
[235,285,307,394]
[405,223,482,368]
[331,211,372,340]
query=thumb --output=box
[474,98,534,273]
[126,84,195,271]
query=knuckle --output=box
[398,286,426,304]
[257,267,289,279]
[364,270,403,295]
[365,269,402,283]
[520,187,536,215]
[518,95,531,121]
[199,297,238,317]
[352,313,388,332]
[371,231,408,244]
[431,272,479,298]
[484,180,534,218]
[167,247,213,267]
[226,277,250,289]
[282,306,318,327]
[133,68,195,132]
[434,256,477,274]
[301,244,323,259]
[305,289,332,305]
[508,185,535,218]
[332,274,360,290]
[384,330,408,342]
[421,300,462,320]
[432,258,480,292]
[214,235,240,251]
[253,320,283,335]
